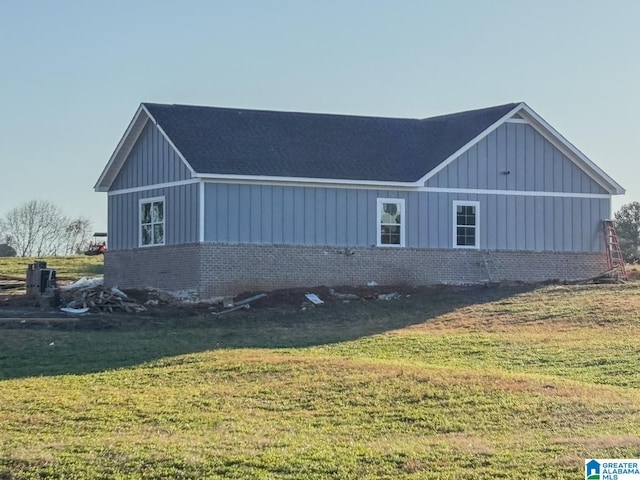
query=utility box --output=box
[26,261,57,296]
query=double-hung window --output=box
[377,198,405,247]
[140,197,165,246]
[453,201,479,248]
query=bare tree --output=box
[1,200,69,256]
[63,217,93,255]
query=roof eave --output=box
[195,173,421,189]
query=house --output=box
[95,102,624,297]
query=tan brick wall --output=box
[105,243,609,298]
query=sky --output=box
[1,0,638,232]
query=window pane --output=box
[141,225,152,245]
[153,224,164,244]
[381,225,400,245]
[381,202,400,225]
[383,203,397,216]
[152,202,164,222]
[141,203,151,224]
[456,226,475,246]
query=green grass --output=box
[0,255,103,279]
[2,282,640,478]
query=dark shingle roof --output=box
[143,102,519,183]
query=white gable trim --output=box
[94,104,149,192]
[145,105,197,179]
[418,102,624,196]
[417,103,524,186]
[94,104,196,192]
[517,104,624,195]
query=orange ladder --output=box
[603,220,627,280]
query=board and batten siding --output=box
[108,183,199,250]
[110,121,193,190]
[203,183,608,253]
[425,122,609,194]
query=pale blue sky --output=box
[1,0,638,231]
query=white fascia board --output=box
[107,178,200,196]
[196,173,417,189]
[94,104,149,192]
[198,176,609,199]
[416,103,525,186]
[418,186,610,199]
[517,103,625,195]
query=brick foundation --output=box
[104,243,609,299]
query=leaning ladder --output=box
[603,220,627,280]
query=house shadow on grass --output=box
[0,283,539,380]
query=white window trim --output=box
[376,198,405,247]
[139,196,166,247]
[452,200,480,249]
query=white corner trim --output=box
[376,197,406,247]
[452,200,480,249]
[417,103,525,185]
[107,178,200,196]
[199,181,205,243]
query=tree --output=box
[0,243,16,257]
[614,201,640,262]
[1,200,69,257]
[63,217,93,255]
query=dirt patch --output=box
[0,283,481,319]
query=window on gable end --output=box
[377,198,405,247]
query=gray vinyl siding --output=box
[111,122,193,190]
[425,123,609,194]
[204,183,608,252]
[108,183,199,250]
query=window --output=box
[453,201,479,248]
[377,198,405,247]
[140,197,165,246]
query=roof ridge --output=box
[142,102,522,123]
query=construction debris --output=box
[305,293,324,305]
[377,292,401,301]
[0,274,25,291]
[64,286,146,313]
[329,288,359,301]
[60,277,104,291]
[212,293,267,316]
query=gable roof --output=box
[95,102,624,195]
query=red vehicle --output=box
[84,232,107,256]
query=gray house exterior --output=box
[95,102,624,297]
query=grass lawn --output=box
[0,255,103,279]
[1,280,640,479]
